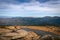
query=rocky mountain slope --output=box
[0,26,60,40]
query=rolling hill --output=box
[0,16,60,26]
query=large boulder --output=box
[1,29,28,39]
[41,35,54,40]
[24,31,40,40]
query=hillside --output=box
[0,26,60,40]
[0,16,60,26]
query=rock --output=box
[0,36,11,40]
[24,31,40,40]
[5,26,17,30]
[0,28,12,34]
[15,26,22,29]
[0,28,40,40]
[1,29,28,39]
[12,29,28,39]
[41,35,54,40]
[5,26,22,30]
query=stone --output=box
[41,35,54,40]
[1,29,28,39]
[24,31,40,40]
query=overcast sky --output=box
[0,0,60,17]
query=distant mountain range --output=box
[0,16,60,26]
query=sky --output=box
[0,0,60,17]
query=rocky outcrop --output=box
[0,27,60,40]
[0,29,28,39]
[0,28,39,40]
[5,26,22,30]
[24,31,40,40]
[40,35,54,40]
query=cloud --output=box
[0,0,60,17]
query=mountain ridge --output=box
[0,16,60,26]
